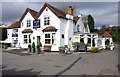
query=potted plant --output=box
[28,44,31,53]
[59,46,64,54]
[36,44,40,54]
[32,42,35,53]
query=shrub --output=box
[36,44,40,48]
[72,42,85,49]
[32,42,35,48]
[28,44,31,48]
[39,42,42,47]
[59,46,64,54]
[59,46,64,49]
[89,47,99,53]
[73,42,80,49]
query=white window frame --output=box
[44,15,50,25]
[45,33,51,44]
[45,32,56,45]
[23,35,28,44]
[26,19,31,27]
[52,33,56,44]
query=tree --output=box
[88,14,95,32]
[0,28,7,41]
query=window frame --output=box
[44,15,50,25]
[23,35,28,44]
[26,19,31,27]
[45,33,56,45]
[45,33,51,44]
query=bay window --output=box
[24,35,27,44]
[45,33,56,44]
[45,34,51,44]
[23,34,31,44]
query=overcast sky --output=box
[1,2,118,28]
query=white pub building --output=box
[6,3,114,51]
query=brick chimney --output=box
[68,6,73,15]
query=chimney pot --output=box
[68,6,73,15]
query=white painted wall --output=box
[60,18,67,47]
[65,14,74,50]
[20,12,35,48]
[75,18,85,33]
[38,7,60,51]
[7,29,12,43]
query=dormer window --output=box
[44,15,50,25]
[26,19,31,27]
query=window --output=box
[62,34,64,39]
[98,40,102,46]
[44,16,50,25]
[45,34,51,44]
[45,34,50,38]
[85,28,88,33]
[22,22,23,26]
[12,38,18,44]
[13,29,18,33]
[27,19,31,27]
[12,34,18,37]
[45,39,51,44]
[52,33,56,44]
[77,25,80,32]
[29,34,31,43]
[24,35,28,44]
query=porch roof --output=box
[42,26,58,32]
[102,31,112,37]
[22,29,33,33]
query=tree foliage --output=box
[88,14,95,32]
[0,28,7,41]
[98,25,120,43]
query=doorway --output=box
[105,39,110,45]
[37,36,41,45]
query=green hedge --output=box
[89,47,99,53]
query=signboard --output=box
[33,19,40,28]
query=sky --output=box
[1,2,118,29]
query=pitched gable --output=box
[35,3,67,19]
[8,8,38,29]
[19,8,38,22]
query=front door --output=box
[37,36,41,45]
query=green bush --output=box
[89,47,99,53]
[36,44,40,48]
[28,44,31,48]
[72,42,85,49]
[32,42,35,48]
[59,46,64,54]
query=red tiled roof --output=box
[102,31,112,37]
[42,26,58,32]
[7,21,20,29]
[35,3,67,19]
[20,8,38,22]
[22,29,33,33]
[9,3,80,29]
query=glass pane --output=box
[24,35,27,38]
[45,39,51,44]
[45,34,50,38]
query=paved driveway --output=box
[1,43,118,76]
